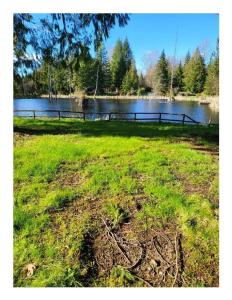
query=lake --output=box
[14,98,219,124]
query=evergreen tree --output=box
[73,57,96,92]
[13,13,130,95]
[54,65,70,95]
[121,61,138,95]
[13,71,24,97]
[173,62,184,93]
[137,72,148,95]
[110,38,134,93]
[153,50,169,95]
[184,51,191,66]
[101,47,112,93]
[182,51,191,92]
[183,48,206,94]
[110,39,124,92]
[138,73,146,89]
[94,45,112,95]
[204,39,219,95]
[29,62,52,97]
[122,38,133,74]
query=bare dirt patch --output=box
[47,191,184,286]
[94,220,184,287]
[191,145,219,156]
[14,132,33,146]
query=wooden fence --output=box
[14,109,218,125]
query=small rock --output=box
[150,259,157,268]
[150,259,161,268]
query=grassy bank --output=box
[14,118,219,287]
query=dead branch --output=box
[101,218,132,264]
[158,265,172,285]
[152,237,172,266]
[116,235,140,247]
[153,229,174,248]
[172,231,179,287]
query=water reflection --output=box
[14,98,219,124]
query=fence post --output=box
[33,110,35,119]
[83,112,85,121]
[109,113,111,121]
[182,114,186,125]
[159,113,162,123]
[134,113,136,121]
[58,111,60,120]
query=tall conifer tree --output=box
[110,39,124,92]
[173,62,184,93]
[153,50,169,95]
[122,38,133,75]
[121,61,138,94]
[204,39,219,95]
[183,48,206,94]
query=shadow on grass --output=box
[14,118,219,145]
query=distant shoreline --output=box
[15,94,219,101]
[14,94,219,110]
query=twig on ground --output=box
[152,237,172,266]
[101,217,132,264]
[116,235,140,247]
[172,231,179,287]
[159,265,173,285]
[153,229,174,248]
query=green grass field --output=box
[14,118,219,287]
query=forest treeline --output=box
[13,14,219,98]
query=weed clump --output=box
[107,266,136,287]
[103,200,129,228]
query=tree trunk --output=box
[21,77,25,97]
[69,68,72,99]
[48,64,52,100]
[94,64,100,99]
[169,29,178,100]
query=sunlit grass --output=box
[14,118,219,287]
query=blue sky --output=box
[102,14,219,73]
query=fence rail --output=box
[14,109,218,125]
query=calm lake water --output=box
[14,98,219,124]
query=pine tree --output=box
[182,51,191,92]
[110,38,134,93]
[184,51,191,66]
[121,61,138,95]
[183,48,206,94]
[204,39,219,95]
[173,62,184,93]
[122,38,133,74]
[137,73,147,95]
[94,45,112,95]
[153,50,169,96]
[13,13,130,95]
[110,39,124,93]
[74,58,96,92]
